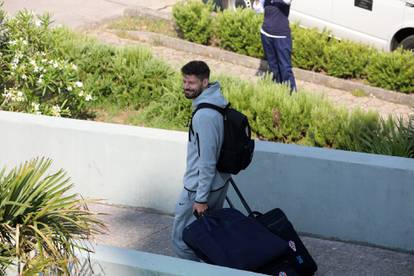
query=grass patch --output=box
[351,89,368,97]
[93,101,144,126]
[107,16,177,37]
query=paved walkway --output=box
[90,203,414,276]
[2,0,177,29]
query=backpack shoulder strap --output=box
[192,102,227,117]
[189,103,230,140]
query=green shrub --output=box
[324,40,374,79]
[366,49,414,93]
[138,73,192,130]
[57,34,178,109]
[337,110,382,152]
[291,24,330,72]
[172,0,213,45]
[215,8,263,58]
[0,11,93,118]
[305,103,348,148]
[221,75,333,144]
[218,75,414,158]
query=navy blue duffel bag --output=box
[182,208,288,271]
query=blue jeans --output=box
[261,33,297,92]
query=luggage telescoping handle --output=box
[226,178,253,215]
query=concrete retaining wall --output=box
[0,111,413,251]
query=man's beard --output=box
[184,88,203,99]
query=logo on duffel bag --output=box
[288,240,296,252]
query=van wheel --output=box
[400,35,414,52]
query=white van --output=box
[214,0,414,51]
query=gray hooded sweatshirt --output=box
[183,82,231,203]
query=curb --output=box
[122,8,414,109]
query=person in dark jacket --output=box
[171,60,230,261]
[257,0,297,92]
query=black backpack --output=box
[190,102,255,175]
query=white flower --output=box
[78,90,84,97]
[31,102,41,114]
[53,61,59,68]
[21,74,27,80]
[71,64,78,71]
[35,20,42,27]
[51,105,61,117]
[15,52,23,59]
[15,91,25,102]
[2,89,13,102]
[11,57,19,66]
[31,102,40,111]
[8,40,16,46]
[29,59,37,67]
[75,81,83,88]
[22,40,28,46]
[67,86,73,92]
[85,94,93,101]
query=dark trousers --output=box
[261,33,297,92]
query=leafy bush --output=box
[0,158,106,275]
[215,8,263,58]
[138,72,192,130]
[305,103,348,148]
[336,109,382,152]
[56,34,178,109]
[0,11,93,118]
[324,40,374,79]
[172,0,214,45]
[366,49,414,93]
[291,24,331,72]
[219,76,341,144]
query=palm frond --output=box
[0,157,107,274]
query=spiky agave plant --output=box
[358,116,414,158]
[0,158,106,275]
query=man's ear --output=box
[202,78,209,89]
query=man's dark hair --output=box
[181,60,210,81]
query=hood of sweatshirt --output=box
[192,82,227,109]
